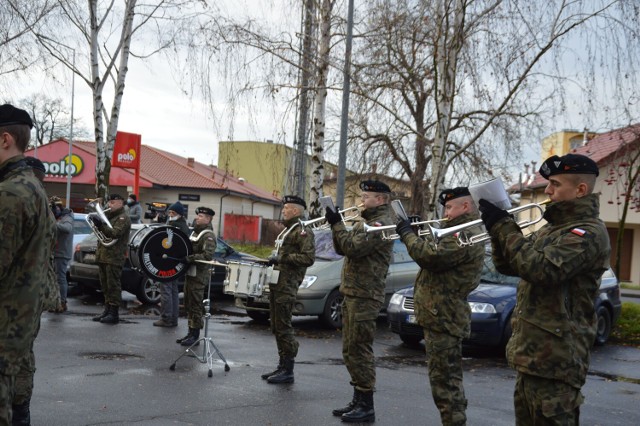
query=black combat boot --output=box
[176,328,192,344]
[100,305,119,324]
[180,328,200,346]
[267,357,294,384]
[341,390,374,423]
[11,401,30,425]
[261,357,284,380]
[92,305,109,322]
[333,388,360,416]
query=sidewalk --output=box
[621,288,640,298]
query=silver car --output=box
[237,229,420,328]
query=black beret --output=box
[129,194,137,201]
[195,206,215,216]
[539,154,599,179]
[282,195,307,209]
[359,180,391,193]
[438,187,471,206]
[108,193,124,201]
[25,156,46,174]
[0,104,33,128]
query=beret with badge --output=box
[282,195,307,209]
[438,187,470,206]
[539,153,599,179]
[108,193,124,201]
[195,206,215,216]
[359,180,391,193]
[0,104,34,128]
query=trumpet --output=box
[428,200,551,247]
[85,203,118,247]
[364,218,449,240]
[299,204,363,229]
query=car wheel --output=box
[320,289,343,329]
[246,310,270,323]
[594,305,612,346]
[400,334,423,346]
[136,278,161,305]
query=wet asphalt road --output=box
[30,291,640,425]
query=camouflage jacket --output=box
[96,206,132,265]
[272,216,315,296]
[331,204,394,303]
[186,223,217,283]
[400,212,484,338]
[489,194,610,388]
[0,155,56,375]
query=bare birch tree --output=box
[32,0,207,198]
[19,94,89,147]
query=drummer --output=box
[261,195,315,384]
[153,201,190,328]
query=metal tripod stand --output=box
[169,262,230,377]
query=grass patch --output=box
[232,243,273,259]
[610,302,640,347]
[620,281,640,290]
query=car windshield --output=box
[313,229,343,261]
[481,252,520,286]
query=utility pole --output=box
[336,0,354,207]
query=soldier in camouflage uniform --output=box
[0,104,56,425]
[261,195,315,384]
[479,153,610,425]
[325,180,394,424]
[91,194,132,325]
[395,187,484,426]
[176,206,217,347]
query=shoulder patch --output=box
[373,221,383,227]
[570,228,586,237]
[206,236,214,241]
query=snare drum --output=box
[224,261,269,297]
[129,225,192,282]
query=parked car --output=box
[387,252,622,348]
[72,213,92,248]
[237,229,420,328]
[69,224,262,304]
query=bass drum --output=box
[129,225,193,282]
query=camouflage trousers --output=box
[514,372,583,426]
[0,374,16,426]
[184,277,205,329]
[269,290,298,359]
[342,296,382,392]
[424,329,467,426]
[98,263,123,306]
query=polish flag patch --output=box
[570,228,586,236]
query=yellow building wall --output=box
[540,131,597,161]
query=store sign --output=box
[112,131,141,168]
[42,154,84,177]
[179,194,200,201]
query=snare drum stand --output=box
[169,269,230,377]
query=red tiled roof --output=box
[71,140,280,204]
[518,124,640,190]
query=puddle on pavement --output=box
[79,352,145,361]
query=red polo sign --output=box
[113,131,141,169]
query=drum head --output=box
[129,225,192,282]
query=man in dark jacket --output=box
[261,195,315,384]
[154,201,191,327]
[176,206,217,347]
[92,194,132,324]
[396,187,484,425]
[50,195,74,313]
[325,180,394,423]
[479,153,611,425]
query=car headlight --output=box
[468,302,497,314]
[388,293,405,307]
[299,275,318,289]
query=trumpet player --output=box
[91,194,132,324]
[325,180,394,423]
[478,154,610,425]
[261,195,315,384]
[395,187,484,426]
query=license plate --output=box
[407,314,417,324]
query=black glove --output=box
[479,199,509,232]
[408,215,422,223]
[325,206,342,226]
[180,256,190,264]
[267,254,280,266]
[396,219,414,238]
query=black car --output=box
[69,224,263,304]
[387,253,622,348]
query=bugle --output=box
[299,204,363,229]
[364,218,448,240]
[86,203,118,247]
[428,200,551,247]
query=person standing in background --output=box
[49,195,74,313]
[127,194,143,224]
